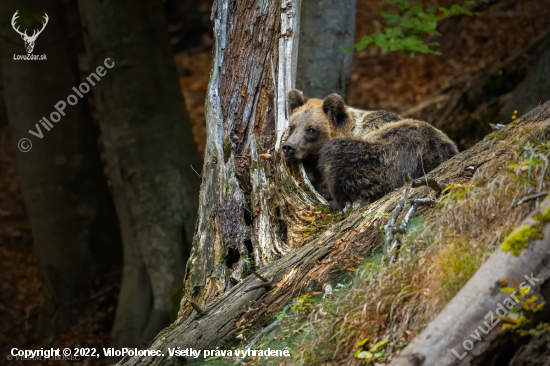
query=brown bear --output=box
[283,90,403,197]
[282,90,458,208]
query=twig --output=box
[185,298,206,318]
[386,198,437,262]
[516,191,548,206]
[395,199,438,234]
[383,172,412,255]
[522,147,550,205]
[490,123,507,130]
[190,164,202,178]
[251,270,269,283]
[384,173,441,260]
[411,177,448,193]
[419,153,431,199]
[243,281,273,293]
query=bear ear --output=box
[287,89,308,113]
[322,93,347,126]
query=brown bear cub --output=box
[283,89,458,208]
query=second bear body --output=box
[283,89,458,208]
[318,120,458,208]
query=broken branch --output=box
[396,198,438,234]
[243,281,273,293]
[516,191,549,205]
[411,177,448,193]
[250,270,269,283]
[384,172,412,255]
[185,298,206,317]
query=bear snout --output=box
[282,142,296,158]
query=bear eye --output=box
[307,128,316,134]
[289,125,296,133]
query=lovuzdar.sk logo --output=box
[11,10,48,61]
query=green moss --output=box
[437,243,485,302]
[534,202,550,223]
[500,225,541,256]
[223,136,231,162]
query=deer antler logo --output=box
[11,11,49,54]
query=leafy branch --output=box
[346,0,488,57]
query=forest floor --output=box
[1,0,549,365]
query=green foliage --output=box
[236,323,252,335]
[346,0,488,56]
[500,225,541,256]
[291,294,316,314]
[501,309,531,330]
[517,322,549,337]
[534,203,550,223]
[354,339,388,361]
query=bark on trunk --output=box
[0,0,121,338]
[500,37,550,122]
[121,101,550,366]
[77,0,203,347]
[296,0,356,100]
[180,0,331,319]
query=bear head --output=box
[282,90,348,161]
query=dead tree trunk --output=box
[180,0,331,319]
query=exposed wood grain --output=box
[181,0,315,325]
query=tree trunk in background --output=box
[0,0,121,338]
[296,0,356,100]
[77,0,203,347]
[500,37,550,122]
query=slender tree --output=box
[296,0,356,100]
[77,0,203,347]
[0,0,121,338]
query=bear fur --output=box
[283,90,458,208]
[318,120,458,208]
[283,90,403,194]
